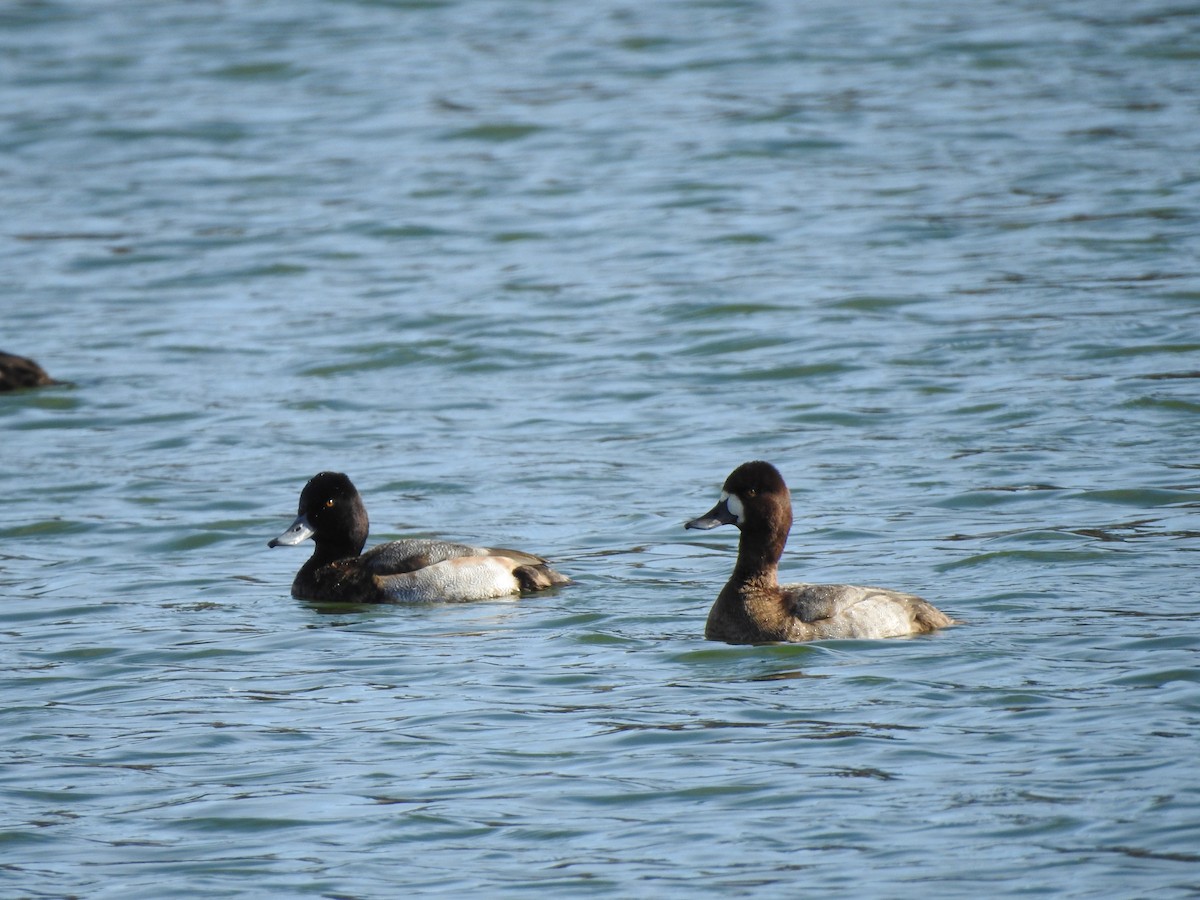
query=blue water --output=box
[3,1,1199,896]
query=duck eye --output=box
[325,499,335,508]
[746,489,757,498]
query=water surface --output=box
[3,1,1199,896]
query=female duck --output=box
[269,471,569,603]
[686,461,953,644]
[0,351,60,392]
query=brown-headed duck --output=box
[269,471,569,603]
[686,460,954,644]
[0,352,60,392]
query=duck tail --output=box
[513,563,571,592]
[915,601,957,632]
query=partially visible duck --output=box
[685,461,954,644]
[0,352,60,392]
[269,471,569,603]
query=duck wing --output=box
[781,582,947,639]
[354,540,566,602]
[360,539,550,576]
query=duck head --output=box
[685,460,792,539]
[269,471,370,560]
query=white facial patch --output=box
[721,490,744,524]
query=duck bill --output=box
[269,513,315,548]
[685,499,738,530]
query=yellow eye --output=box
[325,499,335,508]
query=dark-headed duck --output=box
[0,352,60,392]
[686,461,954,644]
[269,471,569,603]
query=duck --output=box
[685,460,954,643]
[0,351,60,392]
[269,471,569,603]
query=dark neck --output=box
[304,535,363,573]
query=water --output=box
[3,0,1199,896]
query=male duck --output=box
[686,461,954,644]
[269,471,569,603]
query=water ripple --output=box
[3,0,1199,896]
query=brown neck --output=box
[731,509,788,584]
